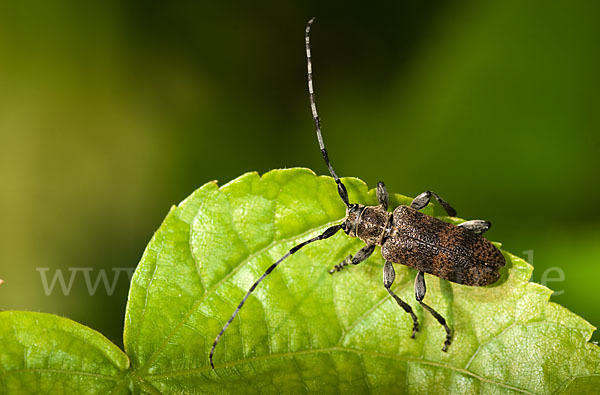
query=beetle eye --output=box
[341,221,351,234]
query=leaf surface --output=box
[0,311,130,394]
[122,168,600,394]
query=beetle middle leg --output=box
[411,191,457,217]
[329,244,375,274]
[383,261,419,338]
[415,271,452,351]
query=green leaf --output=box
[123,168,599,393]
[2,168,599,394]
[0,311,130,394]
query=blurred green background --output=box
[1,1,599,348]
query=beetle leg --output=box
[329,244,375,274]
[376,181,388,211]
[383,261,419,338]
[411,191,457,217]
[458,220,491,235]
[415,271,452,352]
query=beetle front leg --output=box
[329,244,375,274]
[383,261,419,338]
[415,271,452,351]
[411,191,457,217]
[459,219,491,235]
[377,181,388,211]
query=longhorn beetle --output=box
[209,18,505,369]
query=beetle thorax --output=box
[343,204,391,245]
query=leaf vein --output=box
[0,368,121,381]
[143,346,534,394]
[551,373,600,395]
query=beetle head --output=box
[343,203,365,237]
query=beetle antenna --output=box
[209,223,343,369]
[305,17,350,207]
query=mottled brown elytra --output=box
[209,17,505,369]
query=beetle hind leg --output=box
[411,191,457,217]
[415,271,452,351]
[383,261,419,338]
[459,219,491,235]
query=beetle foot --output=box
[328,255,352,274]
[442,329,453,352]
[408,311,419,338]
[411,322,419,339]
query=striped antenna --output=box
[209,223,343,369]
[305,18,350,206]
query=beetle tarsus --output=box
[329,255,352,274]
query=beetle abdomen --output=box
[381,206,505,286]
